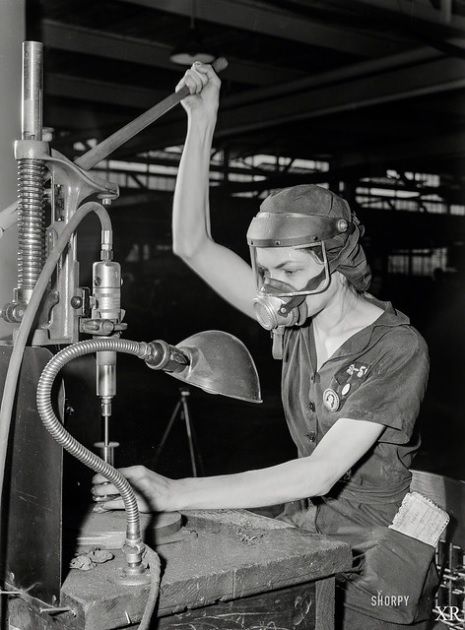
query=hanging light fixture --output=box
[170,0,216,65]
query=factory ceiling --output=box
[31,0,465,198]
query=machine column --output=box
[0,1,25,340]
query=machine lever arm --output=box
[0,57,228,234]
[75,57,228,171]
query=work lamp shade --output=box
[172,331,262,403]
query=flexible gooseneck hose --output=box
[138,548,161,630]
[36,338,153,547]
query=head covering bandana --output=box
[325,211,372,291]
[260,185,371,292]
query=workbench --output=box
[7,508,351,630]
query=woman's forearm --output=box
[92,457,331,513]
[172,116,216,258]
[172,457,331,510]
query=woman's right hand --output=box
[176,61,221,121]
[91,465,179,513]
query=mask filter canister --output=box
[253,280,308,330]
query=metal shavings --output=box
[88,548,114,563]
[70,548,114,571]
[237,529,265,545]
[70,555,94,571]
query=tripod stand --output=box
[154,387,204,477]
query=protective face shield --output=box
[247,209,351,330]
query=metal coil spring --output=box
[36,338,151,542]
[17,158,45,294]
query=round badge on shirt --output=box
[341,383,351,396]
[323,388,340,411]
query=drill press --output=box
[0,41,261,628]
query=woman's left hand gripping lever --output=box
[91,465,178,513]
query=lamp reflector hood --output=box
[172,330,262,403]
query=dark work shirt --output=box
[281,296,429,505]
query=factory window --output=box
[86,149,330,196]
[357,170,463,214]
[388,248,448,277]
[84,151,464,219]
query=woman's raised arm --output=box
[172,62,256,319]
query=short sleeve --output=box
[336,328,429,441]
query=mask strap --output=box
[279,268,326,315]
[271,327,285,360]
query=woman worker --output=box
[92,63,439,629]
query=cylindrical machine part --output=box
[16,158,46,304]
[15,41,46,307]
[92,261,122,320]
[96,352,117,398]
[21,41,43,141]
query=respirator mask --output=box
[251,245,330,330]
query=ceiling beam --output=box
[116,55,465,157]
[44,103,129,137]
[46,73,166,109]
[352,0,465,34]
[50,45,443,155]
[340,129,465,170]
[119,0,409,56]
[218,47,440,110]
[42,19,305,86]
